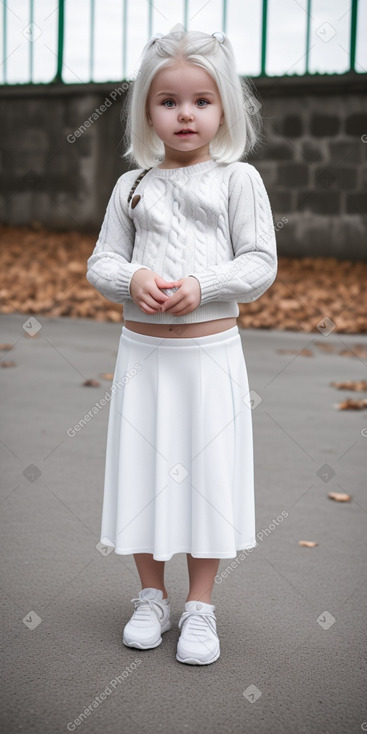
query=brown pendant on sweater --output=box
[131,195,141,209]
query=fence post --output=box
[350,0,358,72]
[122,0,128,81]
[53,0,65,82]
[260,0,268,76]
[305,0,311,74]
[222,0,227,33]
[2,0,7,84]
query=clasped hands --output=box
[130,268,201,316]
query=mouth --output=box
[175,130,196,136]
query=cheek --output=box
[151,107,163,123]
[156,109,172,130]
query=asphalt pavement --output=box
[1,312,366,734]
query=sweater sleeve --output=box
[86,172,152,304]
[187,163,278,305]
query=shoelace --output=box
[178,610,217,638]
[130,596,165,622]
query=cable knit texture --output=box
[86,158,278,324]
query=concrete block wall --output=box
[248,74,367,259]
[0,73,366,259]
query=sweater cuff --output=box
[187,271,220,306]
[116,265,152,299]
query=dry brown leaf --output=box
[83,379,100,387]
[0,360,16,367]
[352,344,367,356]
[337,398,367,410]
[1,225,367,333]
[330,380,367,391]
[276,348,313,357]
[328,492,351,502]
[338,346,367,358]
[314,342,337,353]
[105,310,122,322]
[298,540,318,547]
[278,299,301,310]
[100,373,114,380]
[0,344,13,351]
[67,262,85,274]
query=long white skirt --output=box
[100,324,257,561]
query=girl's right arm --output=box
[86,173,152,304]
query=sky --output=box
[0,0,366,84]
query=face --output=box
[147,59,224,168]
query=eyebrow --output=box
[155,91,216,97]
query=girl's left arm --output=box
[187,163,278,304]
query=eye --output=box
[161,98,210,107]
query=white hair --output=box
[121,30,262,168]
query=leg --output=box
[133,553,168,598]
[186,554,220,604]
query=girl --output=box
[86,29,277,666]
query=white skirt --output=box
[100,324,257,561]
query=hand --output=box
[130,269,181,314]
[159,276,201,316]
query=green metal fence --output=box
[0,0,362,84]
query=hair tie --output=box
[150,32,164,46]
[212,31,225,43]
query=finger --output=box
[164,304,189,315]
[152,287,174,305]
[161,293,187,312]
[140,293,167,312]
[138,282,173,305]
[161,294,181,310]
[163,304,191,315]
[155,277,181,288]
[137,300,160,313]
[165,292,199,314]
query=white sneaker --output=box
[123,588,171,649]
[176,600,220,665]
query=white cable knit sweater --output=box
[86,158,278,324]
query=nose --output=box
[178,104,194,121]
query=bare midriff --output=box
[124,317,237,338]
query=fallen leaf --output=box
[338,346,367,358]
[67,262,85,274]
[0,344,13,351]
[330,380,367,391]
[276,348,313,356]
[83,379,100,387]
[352,344,367,356]
[337,350,355,358]
[298,540,318,547]
[100,373,114,380]
[105,310,122,323]
[336,398,367,410]
[314,342,337,353]
[328,492,351,502]
[0,361,16,367]
[1,225,367,333]
[278,298,301,310]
